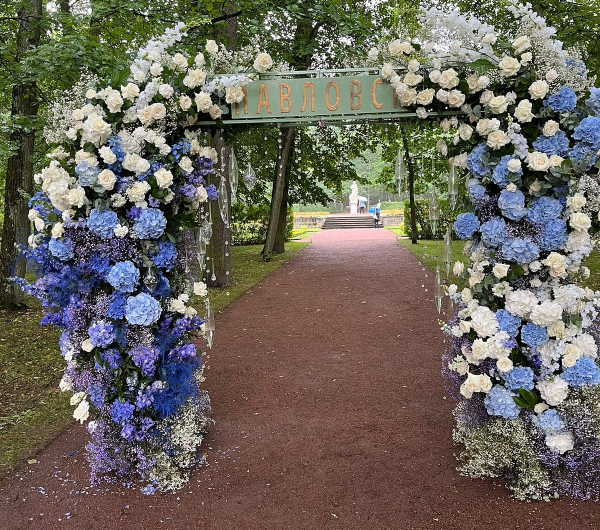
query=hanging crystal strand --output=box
[443,227,453,277]
[204,297,216,348]
[434,265,443,314]
[229,147,239,198]
[448,163,458,210]
[218,146,229,225]
[243,161,256,190]
[143,267,158,292]
[428,188,439,236]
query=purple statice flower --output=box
[100,348,122,370]
[127,206,142,220]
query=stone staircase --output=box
[321,215,376,230]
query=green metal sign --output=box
[231,74,405,122]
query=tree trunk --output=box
[262,127,295,258]
[59,0,70,13]
[0,0,43,308]
[273,171,289,253]
[401,131,418,245]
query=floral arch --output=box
[24,2,600,500]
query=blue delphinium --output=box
[150,240,178,270]
[134,208,167,239]
[87,209,119,238]
[540,219,568,251]
[484,385,520,419]
[502,238,540,264]
[492,155,522,188]
[544,87,577,113]
[454,213,480,240]
[532,131,570,157]
[562,357,600,387]
[526,196,563,225]
[49,237,74,261]
[504,366,535,391]
[532,409,565,434]
[573,117,600,151]
[467,143,491,178]
[125,292,162,325]
[76,162,100,187]
[586,87,600,116]
[480,217,506,247]
[131,346,159,376]
[467,179,487,205]
[498,189,527,221]
[110,399,135,424]
[88,320,116,348]
[107,260,140,293]
[521,323,548,349]
[496,309,521,338]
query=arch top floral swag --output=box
[24,2,600,498]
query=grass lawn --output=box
[0,241,308,475]
[291,227,321,240]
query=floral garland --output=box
[368,2,600,500]
[22,24,274,492]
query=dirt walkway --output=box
[2,229,600,529]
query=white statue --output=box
[349,181,359,214]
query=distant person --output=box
[374,203,381,228]
[359,198,366,214]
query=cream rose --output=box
[488,95,508,114]
[480,90,494,105]
[496,357,514,373]
[225,86,245,104]
[381,63,395,80]
[438,68,459,89]
[493,263,510,279]
[387,39,403,56]
[416,88,435,106]
[527,151,551,172]
[529,80,549,100]
[512,36,531,54]
[120,82,140,102]
[154,167,173,189]
[447,89,465,108]
[178,156,194,174]
[498,56,521,77]
[209,105,223,120]
[458,124,473,141]
[172,52,189,71]
[150,102,166,120]
[487,130,510,149]
[253,52,273,73]
[105,90,124,113]
[403,72,423,87]
[514,99,534,123]
[97,169,117,191]
[180,95,193,111]
[195,91,212,112]
[570,212,591,232]
[543,120,560,137]
[543,252,567,278]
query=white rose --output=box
[504,159,521,174]
[97,169,117,191]
[183,69,207,89]
[482,32,497,44]
[566,193,586,211]
[172,52,189,70]
[398,89,417,107]
[453,261,464,275]
[497,357,514,373]
[150,63,163,77]
[205,40,219,55]
[546,432,574,454]
[488,95,508,114]
[120,83,140,102]
[59,376,72,392]
[193,281,208,297]
[122,153,150,176]
[514,99,534,123]
[67,187,86,208]
[542,120,560,137]
[480,90,494,105]
[126,180,151,203]
[529,80,549,100]
[73,399,90,423]
[512,36,531,54]
[438,68,459,89]
[387,39,403,56]
[546,69,558,82]
[381,63,395,80]
[150,102,166,120]
[570,212,591,232]
[493,263,510,279]
[178,156,194,174]
[403,72,423,87]
[136,106,153,125]
[51,222,64,238]
[159,84,174,99]
[154,167,173,188]
[81,339,94,352]
[225,86,245,104]
[72,108,85,121]
[527,151,551,172]
[498,56,521,77]
[195,52,205,67]
[572,334,598,358]
[85,89,97,99]
[98,146,117,165]
[549,155,564,168]
[253,52,273,73]
[198,146,218,163]
[461,288,473,303]
[460,373,482,399]
[367,47,379,62]
[209,105,223,120]
[487,130,510,149]
[447,89,465,108]
[429,70,441,83]
[537,377,569,406]
[521,52,533,65]
[180,95,193,111]
[458,124,473,141]
[114,224,129,238]
[195,91,212,112]
[197,185,208,202]
[408,59,420,72]
[476,118,499,136]
[562,344,582,368]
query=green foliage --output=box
[403,198,465,240]
[230,202,293,245]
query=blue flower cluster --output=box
[484,385,520,419]
[468,179,487,205]
[134,208,167,239]
[49,238,74,261]
[573,117,600,151]
[87,209,118,238]
[492,155,522,188]
[100,348,122,369]
[480,217,506,247]
[454,213,480,240]
[88,320,116,348]
[110,399,135,424]
[76,162,100,187]
[496,309,521,337]
[467,144,491,178]
[569,142,598,172]
[532,409,565,434]
[107,261,140,293]
[540,219,568,251]
[502,238,540,264]
[150,240,178,270]
[586,87,600,116]
[131,346,159,377]
[498,189,527,221]
[562,357,600,387]
[526,197,563,225]
[125,292,162,325]
[504,366,534,391]
[521,323,548,349]
[532,131,570,157]
[544,87,577,113]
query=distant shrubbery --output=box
[231,203,293,245]
[403,198,465,240]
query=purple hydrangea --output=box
[134,208,167,239]
[110,399,135,424]
[150,241,178,270]
[125,292,162,326]
[107,261,140,293]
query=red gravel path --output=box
[2,228,600,529]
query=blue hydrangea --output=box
[532,409,565,434]
[540,219,568,251]
[504,366,535,391]
[100,348,122,369]
[562,357,600,388]
[502,238,540,264]
[573,117,600,151]
[454,213,480,240]
[526,196,563,225]
[75,161,100,187]
[484,385,521,419]
[498,189,527,221]
[532,131,570,157]
[88,385,106,408]
[492,155,522,188]
[150,240,178,270]
[480,217,506,247]
[466,143,491,178]
[87,209,118,238]
[49,237,74,261]
[496,309,521,338]
[88,320,116,348]
[110,399,135,424]
[108,292,127,320]
[107,261,140,293]
[544,87,577,113]
[570,142,598,172]
[467,179,488,205]
[521,323,548,349]
[586,87,600,116]
[134,208,167,239]
[206,183,218,201]
[130,346,159,376]
[125,292,162,326]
